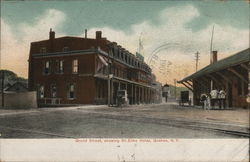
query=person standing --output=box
[200,94,207,109]
[219,90,226,109]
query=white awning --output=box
[98,55,108,66]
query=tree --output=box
[0,69,27,84]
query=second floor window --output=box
[44,61,50,74]
[63,47,69,52]
[40,47,46,53]
[72,59,78,73]
[56,60,64,74]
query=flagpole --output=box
[210,25,215,91]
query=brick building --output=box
[28,29,158,106]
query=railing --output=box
[42,98,62,105]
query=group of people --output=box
[200,90,226,110]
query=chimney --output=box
[96,31,102,39]
[49,28,55,40]
[210,51,218,64]
[85,29,87,38]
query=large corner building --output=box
[28,29,160,106]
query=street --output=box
[0,103,249,138]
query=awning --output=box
[98,55,108,66]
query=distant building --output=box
[0,80,28,93]
[178,48,250,108]
[0,80,36,109]
[28,29,158,106]
[4,81,28,93]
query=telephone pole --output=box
[1,70,4,107]
[194,51,200,72]
[174,79,177,99]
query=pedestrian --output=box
[205,94,211,110]
[219,90,226,109]
[200,94,207,109]
[165,92,168,103]
[210,89,219,108]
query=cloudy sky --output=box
[1,0,249,84]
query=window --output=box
[39,85,44,98]
[114,48,117,58]
[68,84,75,99]
[51,84,56,98]
[72,59,78,73]
[40,47,46,53]
[121,52,123,60]
[117,49,120,58]
[63,47,69,52]
[56,60,64,74]
[114,68,118,76]
[111,48,115,57]
[44,61,50,74]
[125,54,128,63]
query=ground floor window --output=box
[68,84,75,99]
[51,84,57,98]
[39,85,44,98]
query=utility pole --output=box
[194,51,200,72]
[174,79,177,99]
[1,70,4,107]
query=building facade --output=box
[28,29,159,106]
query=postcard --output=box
[0,0,249,161]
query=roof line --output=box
[178,48,250,83]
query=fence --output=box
[0,91,37,109]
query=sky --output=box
[1,0,249,84]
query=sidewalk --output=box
[0,105,108,116]
[148,104,249,127]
